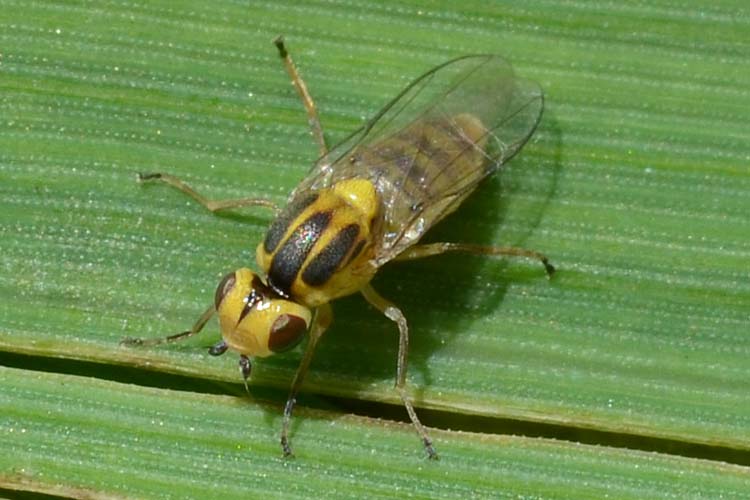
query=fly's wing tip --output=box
[483,89,544,167]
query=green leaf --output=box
[3,366,750,499]
[1,0,749,497]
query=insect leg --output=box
[121,304,215,347]
[360,284,438,460]
[273,36,328,157]
[280,302,333,457]
[395,242,555,276]
[138,173,280,214]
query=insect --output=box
[123,37,553,459]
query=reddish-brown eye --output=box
[214,271,236,310]
[268,314,308,353]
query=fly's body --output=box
[125,37,553,459]
[258,178,380,307]
[258,113,490,306]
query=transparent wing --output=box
[290,54,543,264]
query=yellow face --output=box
[214,268,312,357]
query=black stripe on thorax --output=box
[268,210,332,296]
[264,192,319,254]
[301,223,361,287]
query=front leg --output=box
[360,284,438,460]
[280,302,333,457]
[121,304,215,348]
[138,173,280,214]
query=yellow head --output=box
[214,268,312,357]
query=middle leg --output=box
[360,284,438,460]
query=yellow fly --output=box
[124,37,553,459]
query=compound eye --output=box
[214,271,236,310]
[268,314,308,353]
